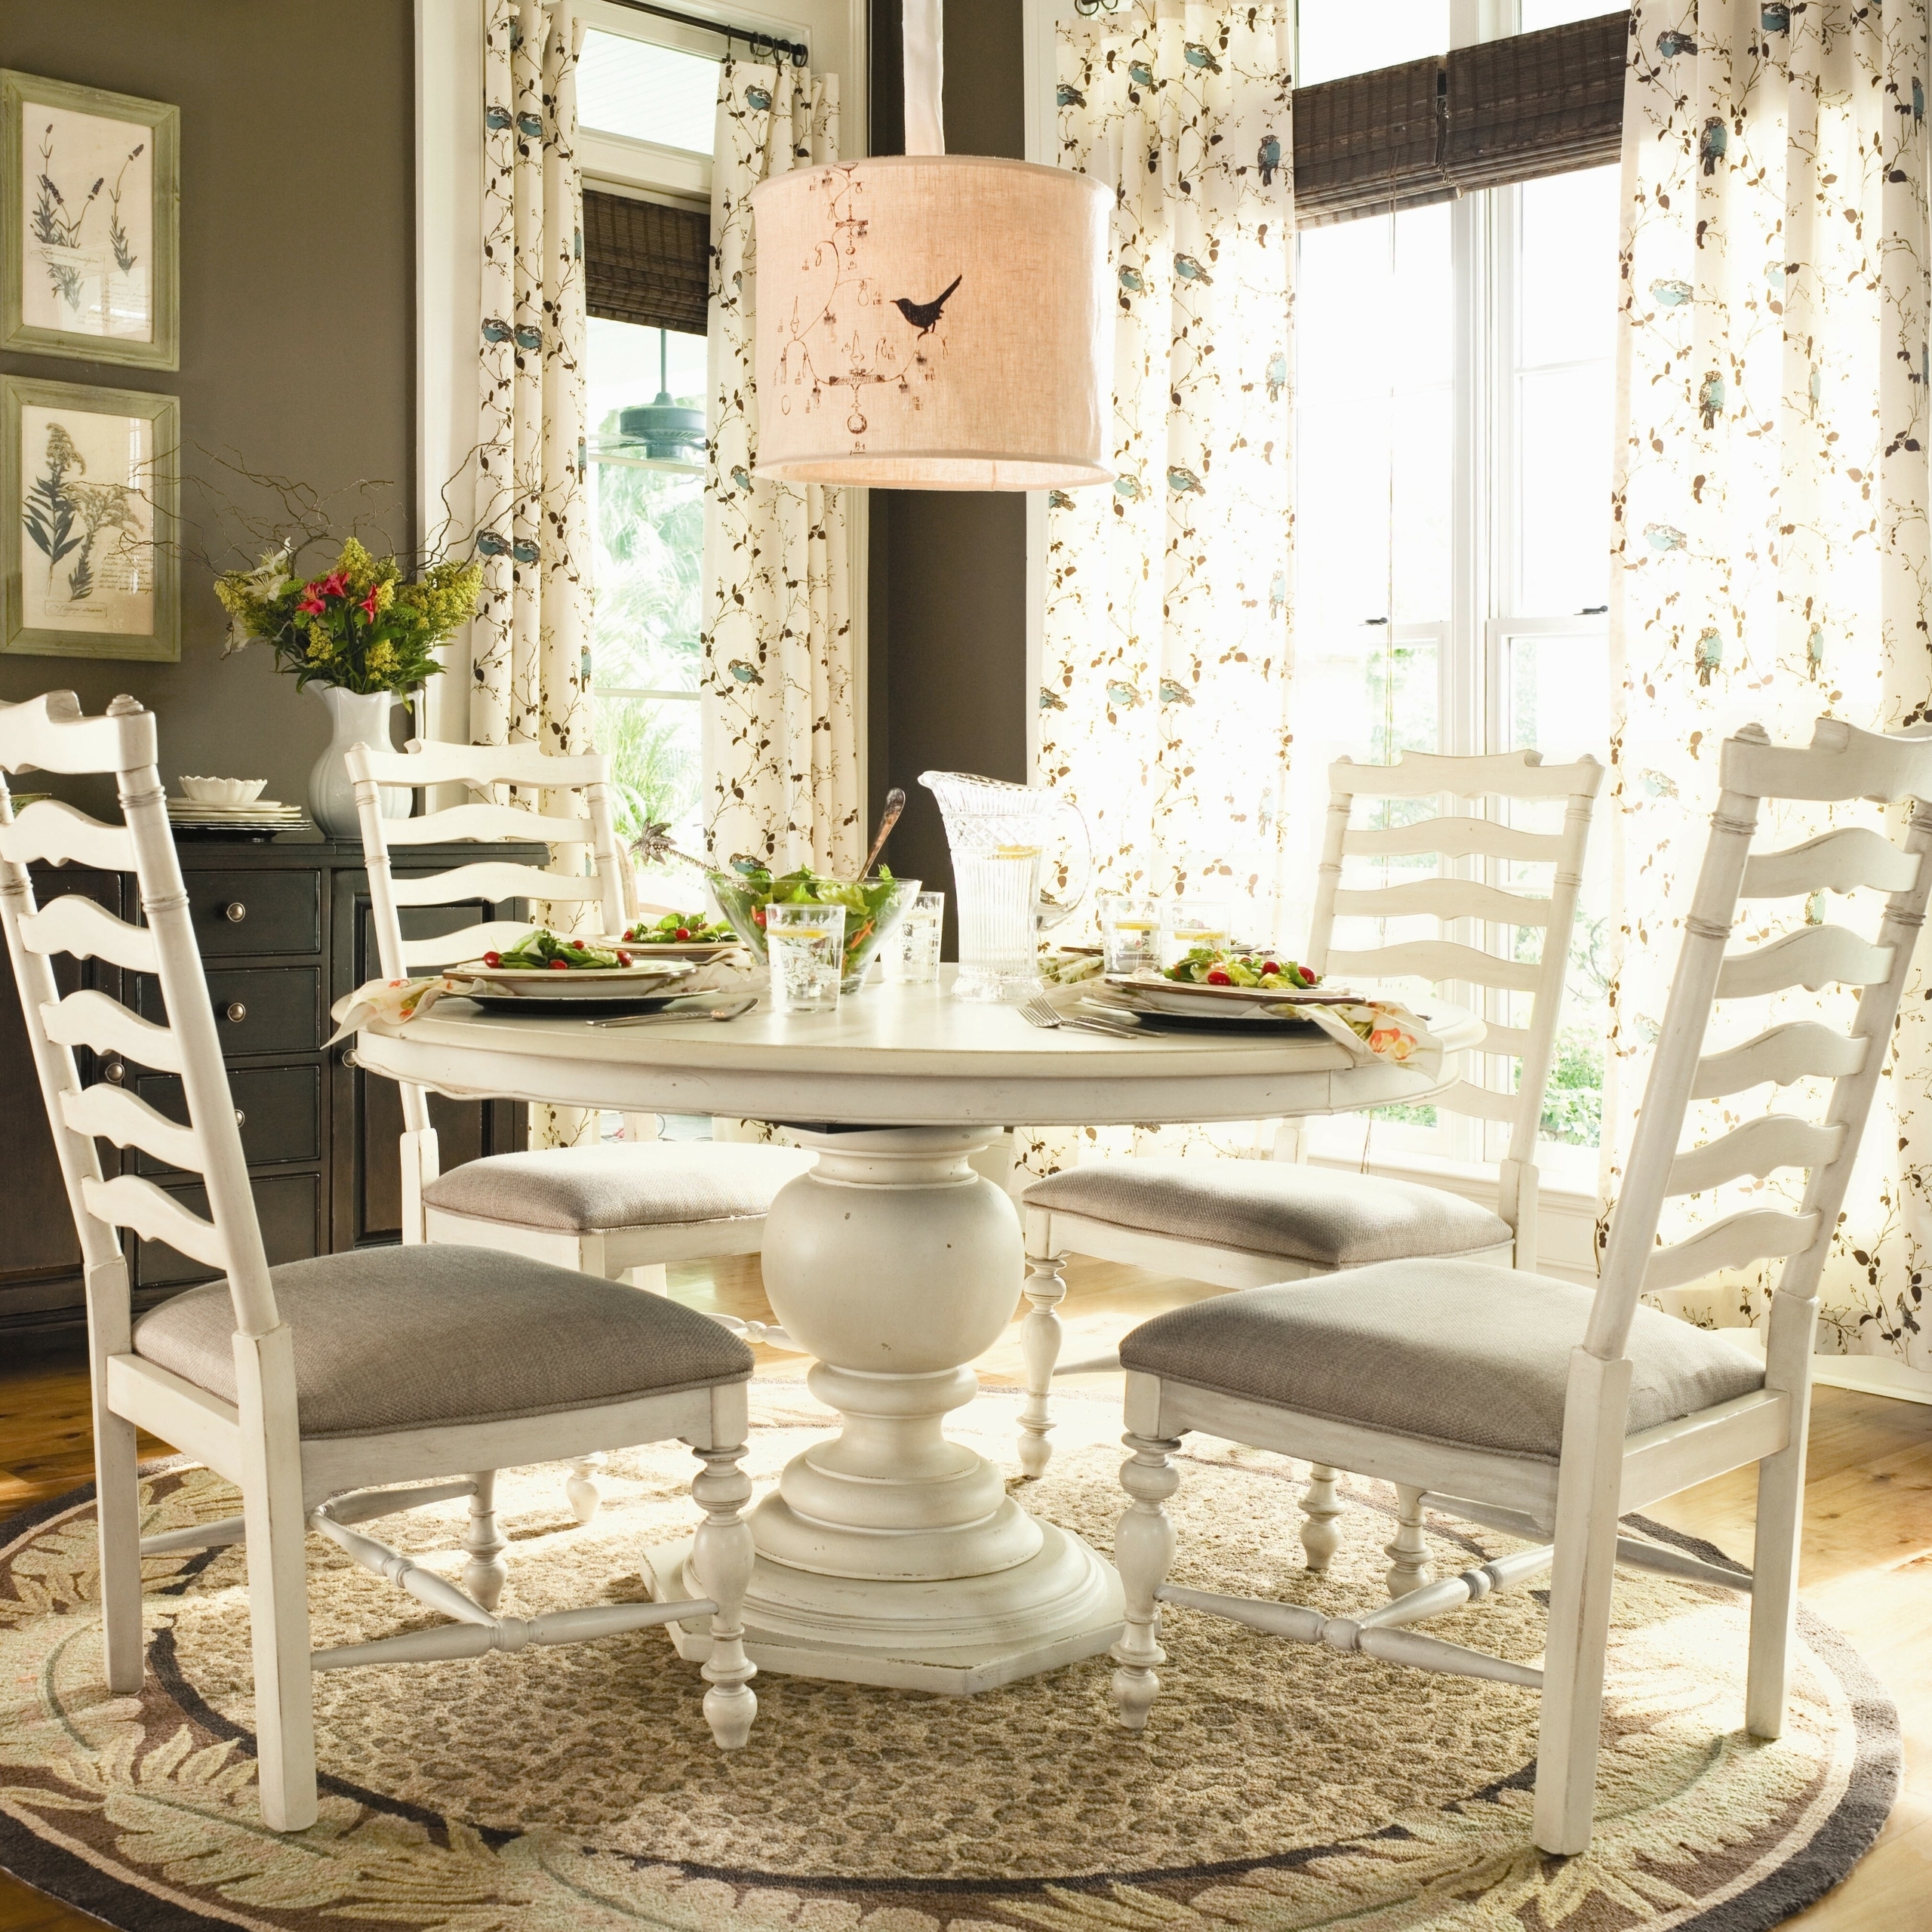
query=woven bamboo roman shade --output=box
[583,189,709,337]
[1291,9,1626,227]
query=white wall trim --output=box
[415,0,485,753]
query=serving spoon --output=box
[858,787,906,878]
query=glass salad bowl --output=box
[706,867,921,992]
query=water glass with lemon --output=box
[768,902,847,1013]
[1160,897,1233,971]
[1099,894,1160,975]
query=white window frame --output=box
[413,0,871,781]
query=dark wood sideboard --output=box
[0,835,540,1338]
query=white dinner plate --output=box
[447,959,694,1001]
[589,935,746,963]
[1103,974,1358,1017]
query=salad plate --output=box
[1103,974,1359,1017]
[451,963,694,1001]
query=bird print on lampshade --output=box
[894,275,962,337]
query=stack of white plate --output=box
[167,798,312,832]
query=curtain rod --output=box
[598,0,809,65]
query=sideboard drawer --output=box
[129,1171,321,1292]
[186,868,321,957]
[134,966,323,1056]
[131,1064,322,1176]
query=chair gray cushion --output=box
[1024,1157,1512,1268]
[422,1142,814,1233]
[132,1244,753,1439]
[1118,1259,1767,1461]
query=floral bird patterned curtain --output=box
[1613,1,1932,1381]
[703,58,860,876]
[1022,0,1294,1178]
[475,0,596,1146]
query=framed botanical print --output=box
[3,375,178,662]
[1,71,179,370]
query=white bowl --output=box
[180,776,267,807]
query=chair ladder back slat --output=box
[1341,814,1567,864]
[1323,940,1541,993]
[82,1172,229,1271]
[0,797,137,871]
[1741,824,1921,900]
[1642,1207,1823,1297]
[1692,1021,1867,1098]
[398,919,540,970]
[1331,878,1555,927]
[1666,1114,1846,1197]
[1589,779,1765,1358]
[115,757,278,1337]
[1715,923,1895,999]
[1772,797,1932,1303]
[384,801,595,846]
[42,988,183,1071]
[19,893,160,974]
[60,1082,206,1175]
[0,786,119,1276]
[386,860,604,909]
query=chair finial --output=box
[106,694,146,717]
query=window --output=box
[574,18,722,862]
[1288,162,1619,1186]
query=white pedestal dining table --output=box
[355,971,1483,1694]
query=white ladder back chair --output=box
[1103,715,1932,1857]
[1012,749,1603,1485]
[1303,746,1606,1261]
[347,737,629,1241]
[1,693,761,1834]
[347,737,814,1519]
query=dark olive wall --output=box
[0,0,414,803]
[869,0,1030,946]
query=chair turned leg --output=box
[1300,1463,1343,1574]
[565,1454,607,1524]
[1110,1431,1182,1730]
[94,1404,146,1694]
[1384,1484,1434,1598]
[690,1444,758,1749]
[1017,1249,1069,1480]
[462,1471,508,1611]
[1746,1437,1807,1740]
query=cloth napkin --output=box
[325,952,758,1048]
[1054,974,1438,1066]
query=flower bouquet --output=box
[215,537,481,835]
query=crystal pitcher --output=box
[919,771,1091,1002]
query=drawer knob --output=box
[234,1109,247,1127]
[224,1001,248,1023]
[223,901,248,924]
[103,1057,126,1086]
[340,1048,358,1069]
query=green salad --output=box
[623,910,738,946]
[481,928,633,971]
[708,864,917,989]
[1164,946,1319,990]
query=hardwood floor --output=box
[2,1254,1927,1930]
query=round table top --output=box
[355,971,1482,1129]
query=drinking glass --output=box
[1099,894,1160,976]
[1161,897,1233,971]
[881,890,945,984]
[767,903,847,1014]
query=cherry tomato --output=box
[675,927,691,940]
[571,939,586,949]
[482,950,502,967]
[1298,964,1317,985]
[549,958,568,971]
[1206,968,1232,986]
[752,906,767,927]
[1261,960,1281,977]
[617,951,632,967]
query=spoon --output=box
[586,996,759,1028]
[858,787,906,879]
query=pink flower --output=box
[318,570,349,598]
[360,587,382,620]
[295,583,327,616]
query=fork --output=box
[586,996,759,1028]
[1018,994,1140,1038]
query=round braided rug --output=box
[0,1382,1897,1932]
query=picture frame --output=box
[3,374,178,662]
[1,70,179,371]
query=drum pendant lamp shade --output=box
[749,2,1112,491]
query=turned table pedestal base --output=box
[645,1126,1124,1691]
